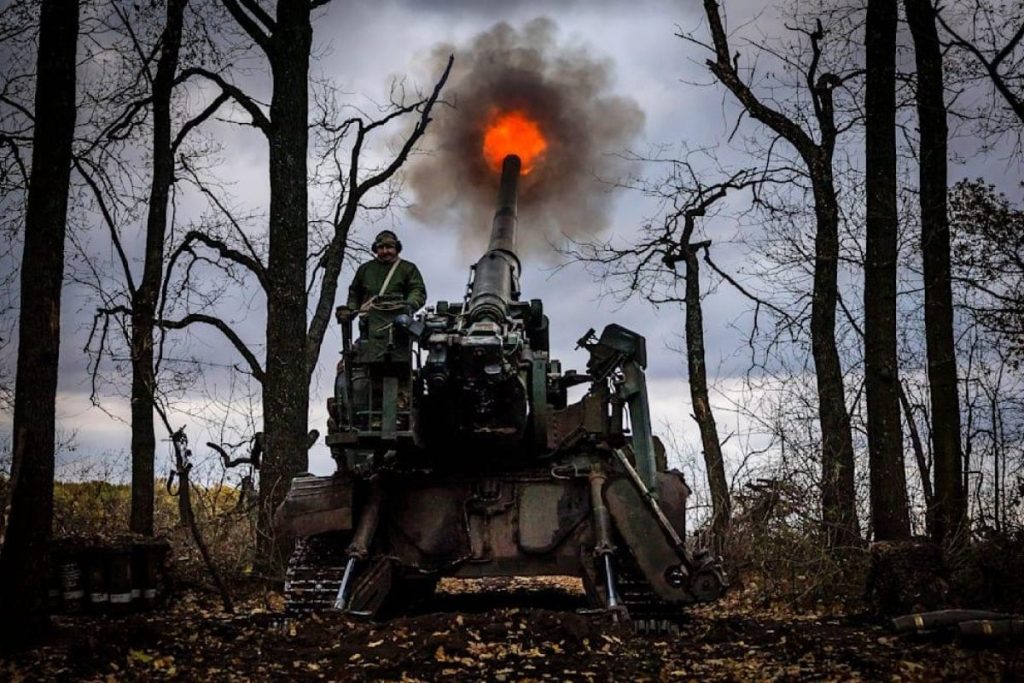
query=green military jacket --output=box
[346,258,427,311]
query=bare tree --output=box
[678,241,731,555]
[693,0,862,548]
[71,0,232,538]
[950,180,1024,367]
[0,0,78,639]
[864,0,909,540]
[220,1,318,565]
[158,0,452,565]
[950,181,1024,533]
[906,0,968,545]
[127,0,191,537]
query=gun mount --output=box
[419,154,534,446]
[276,154,726,633]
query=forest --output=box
[1,0,1023,680]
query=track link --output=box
[284,535,348,615]
[612,549,689,635]
[287,534,687,635]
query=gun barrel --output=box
[488,154,520,253]
[468,155,522,322]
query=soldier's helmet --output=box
[372,230,402,254]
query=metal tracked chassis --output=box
[280,456,726,633]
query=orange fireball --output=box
[482,110,547,174]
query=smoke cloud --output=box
[407,18,644,257]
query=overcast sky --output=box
[1,0,1019,486]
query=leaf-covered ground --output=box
[1,577,1019,681]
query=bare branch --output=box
[171,91,230,154]
[176,67,270,132]
[702,248,794,323]
[936,10,1024,123]
[111,2,160,86]
[207,441,258,468]
[178,160,264,265]
[72,156,137,296]
[0,133,28,184]
[170,229,267,288]
[221,0,273,54]
[0,93,34,122]
[351,56,454,199]
[696,0,818,160]
[157,313,264,382]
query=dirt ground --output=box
[1,577,1019,681]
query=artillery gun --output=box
[276,154,726,632]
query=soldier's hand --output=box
[336,305,355,323]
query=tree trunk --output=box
[898,381,935,533]
[864,0,910,540]
[905,0,967,545]
[809,165,861,549]
[258,1,314,566]
[0,0,78,639]
[683,243,731,555]
[130,0,188,538]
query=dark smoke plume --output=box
[407,18,644,257]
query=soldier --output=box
[341,230,427,322]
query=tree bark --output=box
[864,0,910,540]
[683,243,731,555]
[258,1,314,566]
[130,0,189,538]
[808,167,862,548]
[0,0,78,639]
[905,0,967,545]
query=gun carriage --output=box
[276,154,726,632]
